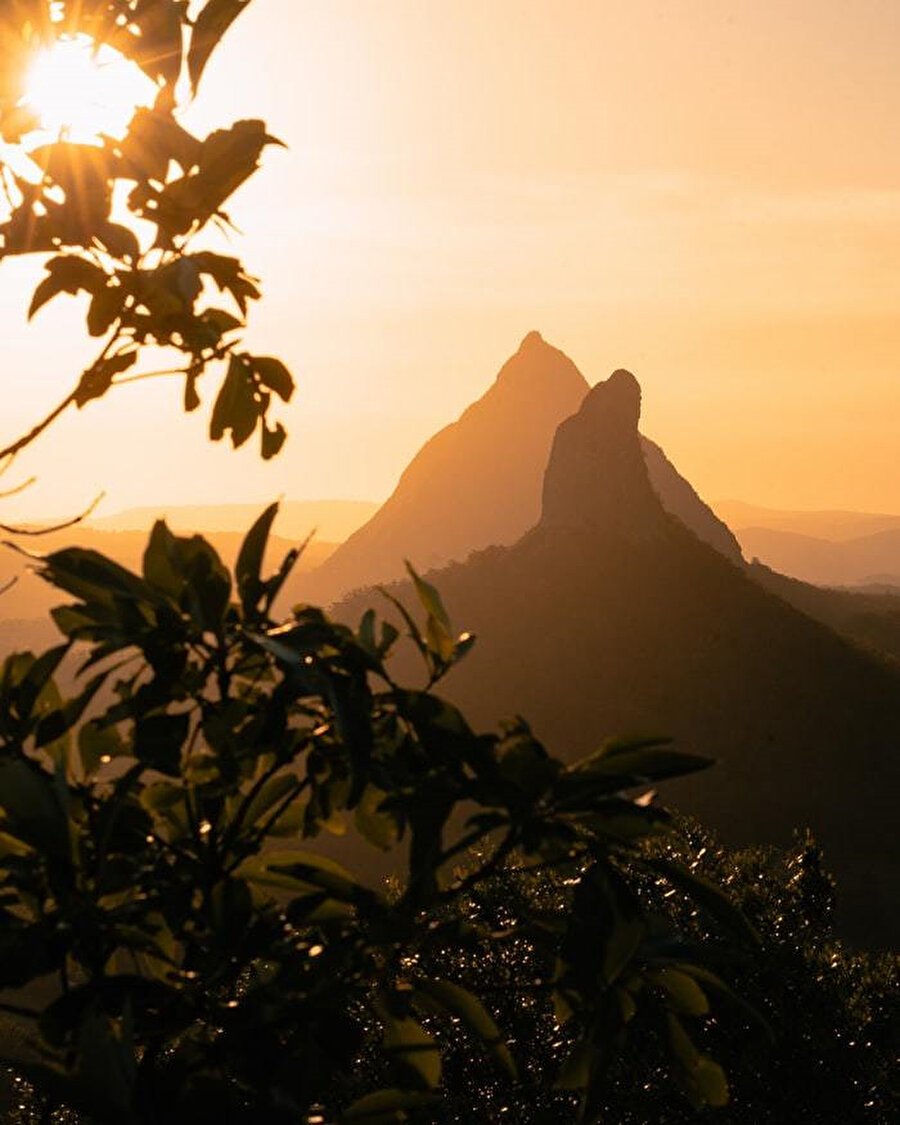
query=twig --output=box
[0,473,35,499]
[112,366,190,386]
[0,490,105,536]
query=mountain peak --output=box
[519,329,546,349]
[541,368,666,538]
[581,368,642,427]
[494,331,587,398]
[296,335,589,603]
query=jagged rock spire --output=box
[541,368,668,538]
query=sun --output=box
[25,35,155,144]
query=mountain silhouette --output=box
[299,335,740,605]
[642,437,743,564]
[339,370,900,943]
[734,525,900,588]
[716,500,900,543]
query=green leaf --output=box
[405,564,450,632]
[405,561,455,662]
[342,1089,438,1123]
[555,1039,594,1090]
[144,521,233,626]
[416,979,516,1079]
[1,644,69,725]
[34,669,108,749]
[692,1055,730,1108]
[648,967,710,1016]
[646,858,760,945]
[354,784,400,851]
[241,772,302,829]
[236,849,373,906]
[78,721,127,778]
[667,1014,729,1108]
[674,963,774,1039]
[568,738,713,789]
[382,1014,441,1089]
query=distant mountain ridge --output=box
[86,500,378,542]
[732,525,900,589]
[716,500,900,543]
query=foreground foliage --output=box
[0,506,762,1122]
[396,827,898,1123]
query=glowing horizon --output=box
[2,0,899,524]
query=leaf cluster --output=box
[0,506,761,1122]
[0,1,291,462]
[411,826,898,1123]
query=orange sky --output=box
[2,0,899,522]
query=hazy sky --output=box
[3,0,900,522]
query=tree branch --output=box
[0,390,76,462]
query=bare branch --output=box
[0,491,105,537]
[113,366,190,387]
[0,473,36,499]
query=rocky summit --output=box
[296,337,743,606]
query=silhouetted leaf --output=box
[86,283,125,338]
[260,420,286,460]
[566,738,713,791]
[648,967,710,1016]
[34,669,108,749]
[28,256,106,319]
[416,979,516,1078]
[209,353,258,448]
[382,1013,441,1089]
[95,221,141,262]
[189,0,251,93]
[647,857,760,944]
[235,501,278,614]
[134,712,190,776]
[342,1089,438,1122]
[252,356,293,401]
[354,784,400,851]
